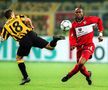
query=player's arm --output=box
[20,15,34,29]
[25,18,34,29]
[0,32,4,42]
[69,26,77,50]
[98,31,103,42]
[91,16,104,42]
[0,27,10,42]
[96,17,104,42]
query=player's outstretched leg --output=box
[80,66,92,85]
[20,77,31,85]
[61,56,87,82]
[61,64,80,82]
[86,71,92,85]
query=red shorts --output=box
[77,43,95,62]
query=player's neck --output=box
[75,16,84,22]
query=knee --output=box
[79,66,85,72]
[78,56,87,65]
[48,48,54,50]
[16,55,22,60]
[77,60,84,68]
[45,43,54,50]
[78,63,83,68]
[16,55,24,63]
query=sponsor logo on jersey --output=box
[75,23,96,37]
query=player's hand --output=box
[0,36,4,42]
[98,32,103,42]
[70,46,76,50]
[98,36,103,42]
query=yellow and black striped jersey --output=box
[1,15,33,41]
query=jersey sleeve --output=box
[1,27,10,40]
[19,15,34,29]
[90,16,104,32]
[19,15,27,21]
[69,25,77,47]
[97,17,104,32]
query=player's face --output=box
[74,8,84,19]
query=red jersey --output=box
[69,16,104,47]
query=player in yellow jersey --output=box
[0,9,65,85]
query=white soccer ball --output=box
[60,20,72,31]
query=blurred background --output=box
[0,0,108,36]
[0,0,108,62]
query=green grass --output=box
[0,61,108,90]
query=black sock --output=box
[50,39,58,47]
[18,63,28,79]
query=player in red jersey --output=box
[61,7,104,85]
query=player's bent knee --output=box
[79,64,83,68]
[45,43,54,50]
[79,57,87,65]
[48,47,54,50]
[16,55,23,60]
[16,55,24,63]
[47,47,54,50]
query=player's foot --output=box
[53,35,65,41]
[61,74,70,82]
[20,77,31,85]
[86,71,92,85]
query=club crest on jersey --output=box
[78,28,82,32]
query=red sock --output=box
[80,66,90,77]
[68,64,80,77]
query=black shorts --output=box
[17,31,49,56]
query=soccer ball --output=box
[60,20,72,31]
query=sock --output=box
[68,64,82,78]
[18,63,28,79]
[50,39,58,47]
[80,66,90,77]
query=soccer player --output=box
[61,7,104,85]
[0,9,65,85]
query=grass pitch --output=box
[0,61,108,90]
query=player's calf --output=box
[86,71,92,85]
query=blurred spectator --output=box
[0,1,108,36]
[102,13,108,36]
[31,15,49,35]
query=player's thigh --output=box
[81,50,93,61]
[77,50,92,65]
[33,36,49,48]
[85,43,95,54]
[77,50,82,63]
[82,44,95,60]
[17,45,32,56]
